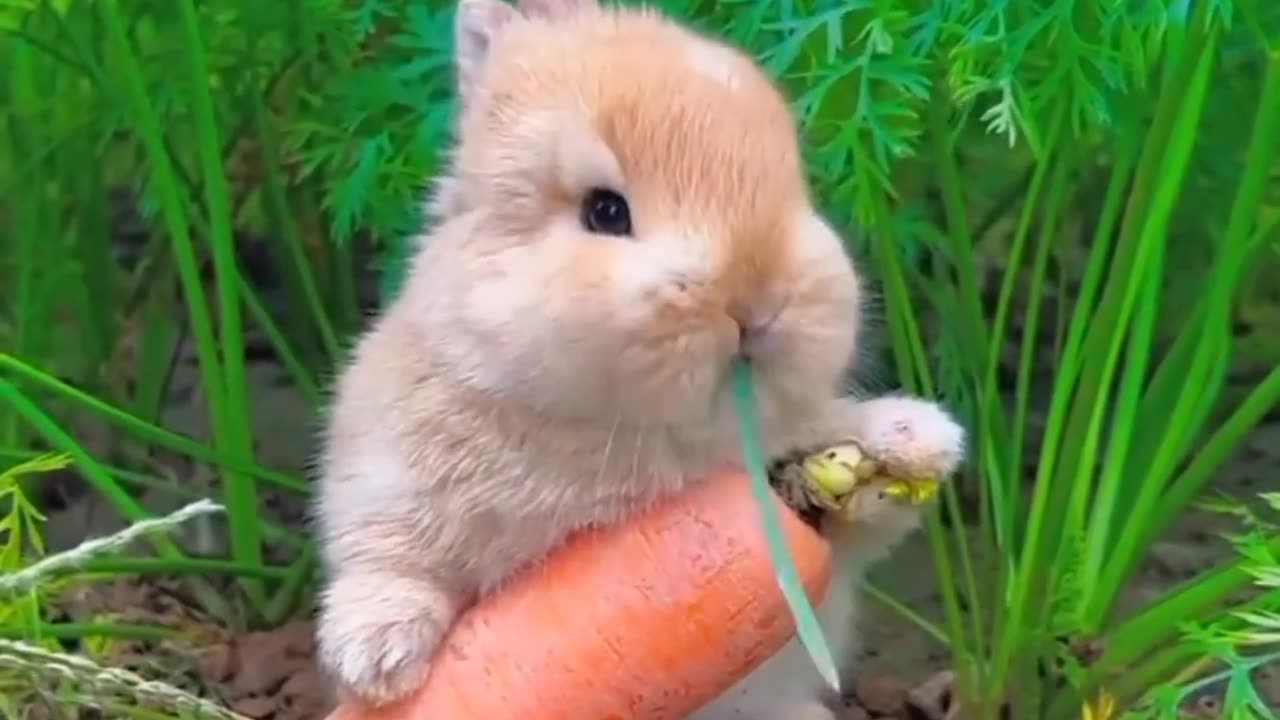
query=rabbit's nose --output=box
[734,301,786,357]
[736,323,765,358]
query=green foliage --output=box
[1114,492,1280,719]
[1,0,1278,717]
[0,456,241,719]
[0,454,55,571]
[0,0,441,628]
[0,453,57,650]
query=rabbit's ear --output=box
[518,0,596,19]
[455,0,518,105]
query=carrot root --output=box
[325,468,832,720]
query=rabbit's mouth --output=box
[709,355,782,425]
[730,296,791,361]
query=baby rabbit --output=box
[313,0,965,717]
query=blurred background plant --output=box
[0,454,244,718]
[1,0,1277,718]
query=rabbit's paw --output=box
[769,396,964,556]
[829,396,963,533]
[317,574,456,707]
[771,396,963,518]
[852,395,964,482]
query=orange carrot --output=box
[324,467,833,720]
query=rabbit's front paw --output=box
[853,395,964,481]
[317,574,456,707]
[770,395,965,552]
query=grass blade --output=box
[731,358,841,695]
[0,354,306,493]
[173,0,264,609]
[0,377,152,527]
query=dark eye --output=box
[580,188,632,236]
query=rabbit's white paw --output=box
[853,395,964,480]
[316,573,456,706]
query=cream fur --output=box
[313,0,966,716]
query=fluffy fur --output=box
[313,0,965,717]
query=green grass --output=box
[0,456,246,718]
[1,0,1278,718]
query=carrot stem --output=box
[730,358,841,695]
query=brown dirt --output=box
[198,621,331,720]
[41,571,956,720]
[41,576,331,720]
[40,572,956,720]
[33,552,1269,720]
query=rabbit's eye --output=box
[581,188,632,236]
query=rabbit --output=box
[312,0,966,717]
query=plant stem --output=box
[5,43,43,453]
[979,111,1063,560]
[172,0,266,612]
[0,623,176,643]
[96,0,228,465]
[1151,364,1280,536]
[0,378,150,527]
[926,84,989,361]
[238,268,323,406]
[1042,538,1280,720]
[0,354,306,494]
[263,544,318,626]
[251,93,343,366]
[1088,30,1272,627]
[71,557,293,582]
[863,581,949,647]
[991,23,1220,699]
